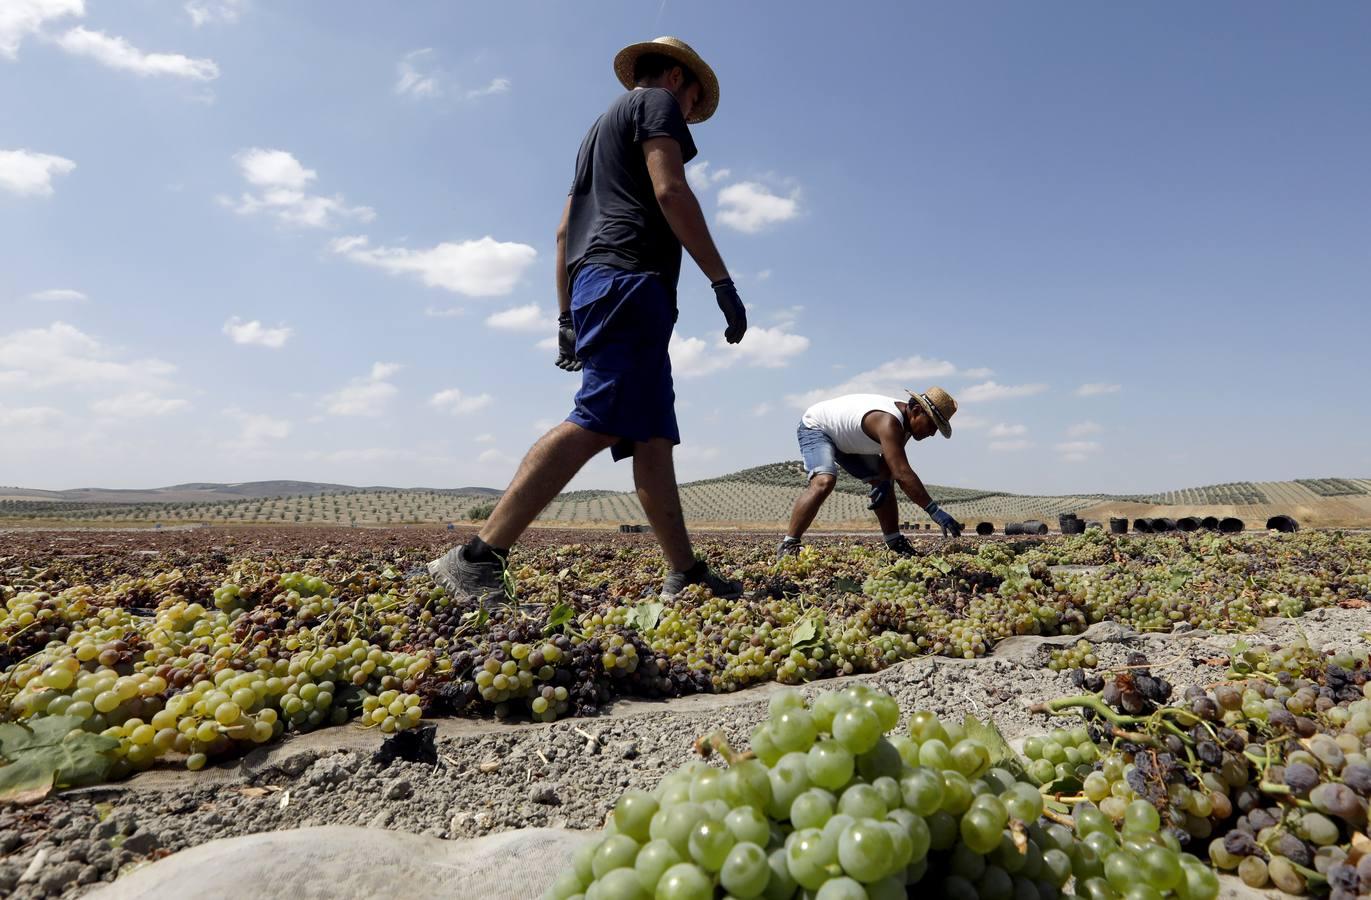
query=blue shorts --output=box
[797,424,883,482]
[565,264,679,461]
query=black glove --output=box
[711,277,747,344]
[555,312,582,372]
[867,479,892,511]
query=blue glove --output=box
[925,501,963,537]
[867,479,892,510]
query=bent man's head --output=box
[905,386,957,440]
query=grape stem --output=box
[694,729,753,766]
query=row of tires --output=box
[970,514,1301,537]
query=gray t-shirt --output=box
[565,88,698,296]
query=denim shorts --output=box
[565,264,679,461]
[796,424,883,482]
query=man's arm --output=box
[643,137,728,282]
[555,196,572,315]
[867,412,934,509]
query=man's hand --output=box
[867,479,892,511]
[555,312,582,372]
[925,501,963,537]
[711,278,747,344]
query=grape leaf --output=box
[832,576,863,595]
[962,714,1026,778]
[543,602,575,634]
[0,716,119,804]
[629,601,663,634]
[791,614,825,651]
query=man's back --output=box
[565,88,698,295]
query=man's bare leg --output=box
[871,488,900,535]
[785,473,836,540]
[479,422,617,549]
[632,438,696,572]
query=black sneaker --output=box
[776,537,802,559]
[884,534,916,556]
[661,561,744,599]
[427,544,506,603]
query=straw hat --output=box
[613,36,720,124]
[906,386,957,438]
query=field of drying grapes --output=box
[2,526,1371,899]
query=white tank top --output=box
[801,394,903,455]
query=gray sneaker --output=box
[777,537,802,559]
[661,562,744,600]
[427,544,506,603]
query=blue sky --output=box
[3,1,1369,495]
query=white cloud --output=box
[0,149,75,197]
[477,447,515,465]
[396,48,441,98]
[28,288,86,302]
[225,148,374,229]
[56,27,219,80]
[988,423,1027,438]
[770,304,803,327]
[224,407,290,450]
[465,77,510,99]
[91,391,189,418]
[751,403,772,417]
[532,418,557,433]
[424,305,465,318]
[534,336,557,351]
[785,355,957,409]
[756,269,772,282]
[485,303,555,332]
[474,433,495,444]
[186,0,246,27]
[960,367,994,379]
[1056,440,1102,463]
[0,322,175,392]
[670,326,810,378]
[0,0,82,59]
[717,181,801,233]
[0,404,63,428]
[1067,421,1102,437]
[686,160,731,192]
[954,414,989,431]
[430,388,492,415]
[331,234,536,297]
[322,362,400,417]
[223,316,291,349]
[1076,382,1122,397]
[989,439,1034,452]
[961,381,1048,403]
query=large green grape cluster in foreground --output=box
[1,531,1368,779]
[545,683,1221,900]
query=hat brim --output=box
[908,390,952,438]
[613,41,719,124]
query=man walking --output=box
[779,387,965,556]
[429,37,747,603]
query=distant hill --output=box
[1,470,1368,528]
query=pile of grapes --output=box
[1029,640,1371,897]
[546,683,1223,900]
[1048,641,1099,673]
[1,531,1369,781]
